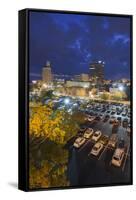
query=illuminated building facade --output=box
[89,61,104,83]
[42,61,53,84]
[74,74,89,82]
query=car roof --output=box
[95,130,101,134]
[95,142,102,147]
[76,137,83,141]
[102,135,108,138]
[114,148,124,157]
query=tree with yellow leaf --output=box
[29,102,79,189]
[111,91,127,101]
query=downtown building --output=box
[89,61,105,83]
[74,73,89,82]
[42,61,53,84]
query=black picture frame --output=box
[19,8,133,191]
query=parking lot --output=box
[41,95,131,186]
[65,98,131,186]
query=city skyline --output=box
[30,60,130,82]
[28,10,132,189]
[29,11,131,81]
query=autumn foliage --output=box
[29,102,79,188]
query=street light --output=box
[64,98,70,105]
[43,83,47,88]
[118,85,124,91]
[32,80,37,84]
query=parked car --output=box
[106,110,110,114]
[101,109,106,113]
[90,142,104,156]
[73,137,86,148]
[118,139,125,149]
[99,135,109,145]
[95,116,101,121]
[117,110,122,115]
[117,117,122,124]
[84,128,94,139]
[103,115,110,122]
[111,148,125,167]
[92,131,102,142]
[108,134,117,148]
[109,117,116,124]
[86,116,96,122]
[99,114,104,120]
[123,118,128,128]
[111,111,116,115]
[122,111,127,116]
[113,119,119,126]
[112,120,119,134]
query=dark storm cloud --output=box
[29,11,131,80]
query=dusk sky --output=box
[29,11,131,80]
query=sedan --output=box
[92,131,102,142]
[109,117,116,124]
[111,148,125,167]
[84,128,94,139]
[103,115,110,122]
[122,111,127,116]
[90,142,104,156]
[99,135,109,145]
[86,116,96,122]
[123,118,128,128]
[111,111,116,115]
[108,134,117,148]
[73,137,86,148]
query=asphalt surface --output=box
[67,117,131,186]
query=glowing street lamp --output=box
[43,83,47,88]
[64,98,70,105]
[32,80,37,84]
[118,85,124,91]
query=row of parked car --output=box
[85,112,130,135]
[73,127,126,167]
[83,102,130,123]
[86,102,130,116]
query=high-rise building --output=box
[89,61,104,83]
[42,61,53,84]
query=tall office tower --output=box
[89,61,105,83]
[42,61,53,84]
